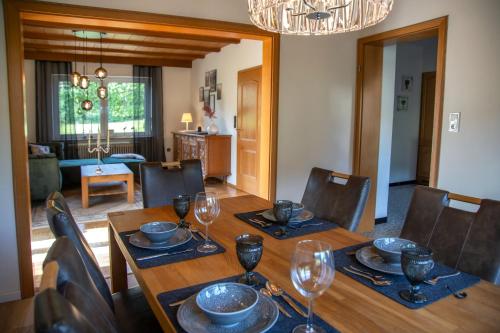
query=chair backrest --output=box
[141,159,205,208]
[43,237,118,332]
[45,192,114,310]
[399,185,450,245]
[301,168,370,231]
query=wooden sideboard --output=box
[172,132,231,181]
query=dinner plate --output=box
[129,228,192,251]
[355,246,404,275]
[177,293,279,333]
[261,209,314,224]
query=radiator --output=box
[76,142,135,159]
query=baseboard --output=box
[389,180,416,187]
[0,290,21,303]
[375,217,387,225]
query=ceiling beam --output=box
[24,43,205,59]
[24,51,192,68]
[23,31,223,52]
[22,19,241,44]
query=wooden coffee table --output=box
[81,163,134,208]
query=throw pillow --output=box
[110,153,145,160]
[30,144,51,155]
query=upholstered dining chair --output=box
[301,167,370,231]
[141,159,205,208]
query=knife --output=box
[137,248,194,261]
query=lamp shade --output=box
[181,113,193,123]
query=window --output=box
[53,75,151,139]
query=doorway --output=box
[353,17,448,232]
[236,66,262,196]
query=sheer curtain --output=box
[35,60,80,159]
[132,65,165,162]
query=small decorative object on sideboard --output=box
[203,94,218,135]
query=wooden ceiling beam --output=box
[22,19,241,44]
[23,31,223,52]
[24,43,205,59]
[24,51,192,68]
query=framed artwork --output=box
[199,87,204,102]
[401,75,413,92]
[216,83,222,100]
[208,69,217,92]
[210,93,216,113]
[203,89,210,107]
[397,96,409,111]
[204,72,210,87]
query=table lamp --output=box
[181,113,193,131]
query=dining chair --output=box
[45,191,114,310]
[181,159,206,199]
[43,237,162,332]
[399,185,450,245]
[301,167,370,231]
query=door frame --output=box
[3,0,280,298]
[353,17,448,231]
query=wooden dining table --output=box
[108,195,500,333]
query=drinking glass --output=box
[173,194,190,228]
[399,244,434,304]
[194,192,220,253]
[273,200,293,236]
[291,240,335,333]
[235,234,263,286]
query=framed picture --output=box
[204,72,210,87]
[203,89,210,107]
[216,83,222,100]
[401,75,413,92]
[208,69,217,92]
[199,87,204,102]
[397,96,409,111]
[210,93,216,113]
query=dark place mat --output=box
[119,230,226,269]
[334,242,481,309]
[234,209,338,240]
[157,272,340,333]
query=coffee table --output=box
[81,163,134,208]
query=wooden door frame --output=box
[3,0,280,298]
[353,16,447,231]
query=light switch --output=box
[448,112,460,133]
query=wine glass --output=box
[291,240,335,333]
[173,194,190,228]
[235,234,263,286]
[273,200,293,237]
[194,192,220,253]
[399,244,434,304]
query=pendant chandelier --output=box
[79,34,90,89]
[95,32,108,100]
[70,32,80,87]
[248,0,394,35]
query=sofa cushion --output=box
[30,144,51,155]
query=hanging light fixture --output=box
[97,83,108,99]
[95,33,108,79]
[70,31,81,87]
[81,98,93,111]
[248,0,394,35]
[79,33,90,89]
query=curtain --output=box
[132,65,165,162]
[35,60,79,159]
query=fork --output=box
[249,218,272,228]
[343,267,392,286]
[424,271,461,285]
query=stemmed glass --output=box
[194,192,220,253]
[273,200,293,237]
[399,244,434,304]
[291,240,335,333]
[173,194,190,228]
[235,234,263,286]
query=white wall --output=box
[190,40,263,184]
[0,2,21,302]
[389,39,437,183]
[376,44,397,219]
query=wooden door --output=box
[237,66,261,195]
[416,72,436,185]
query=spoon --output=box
[265,281,308,317]
[446,285,467,299]
[259,288,292,318]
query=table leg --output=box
[127,174,134,203]
[81,177,89,208]
[109,225,128,293]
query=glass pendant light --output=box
[80,33,89,89]
[81,99,93,111]
[70,32,81,87]
[97,81,108,99]
[95,33,108,80]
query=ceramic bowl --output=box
[291,203,305,218]
[196,283,259,326]
[373,237,416,263]
[139,221,178,243]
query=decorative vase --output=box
[206,120,219,135]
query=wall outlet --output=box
[448,112,460,133]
